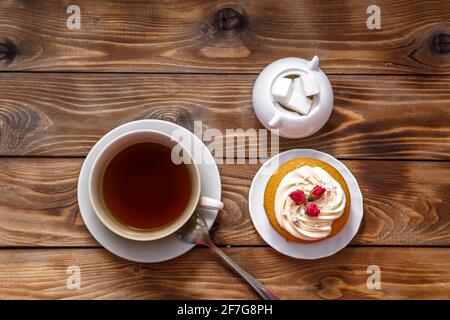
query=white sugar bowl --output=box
[252,56,333,138]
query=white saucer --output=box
[249,149,363,260]
[77,120,221,263]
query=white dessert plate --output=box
[77,119,221,263]
[248,149,363,259]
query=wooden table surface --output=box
[0,0,449,299]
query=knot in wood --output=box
[214,8,246,32]
[0,39,18,64]
[432,33,450,54]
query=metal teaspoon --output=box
[176,212,280,300]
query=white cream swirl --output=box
[274,165,346,241]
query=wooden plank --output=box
[0,247,448,299]
[0,73,449,159]
[0,158,448,247]
[0,0,449,73]
[217,160,450,246]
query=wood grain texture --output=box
[0,0,449,73]
[0,0,448,302]
[0,247,448,299]
[0,73,449,159]
[0,158,448,247]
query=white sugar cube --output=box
[271,76,293,104]
[285,78,313,115]
[293,76,306,95]
[300,73,320,97]
[286,93,313,115]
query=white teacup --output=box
[89,129,224,241]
